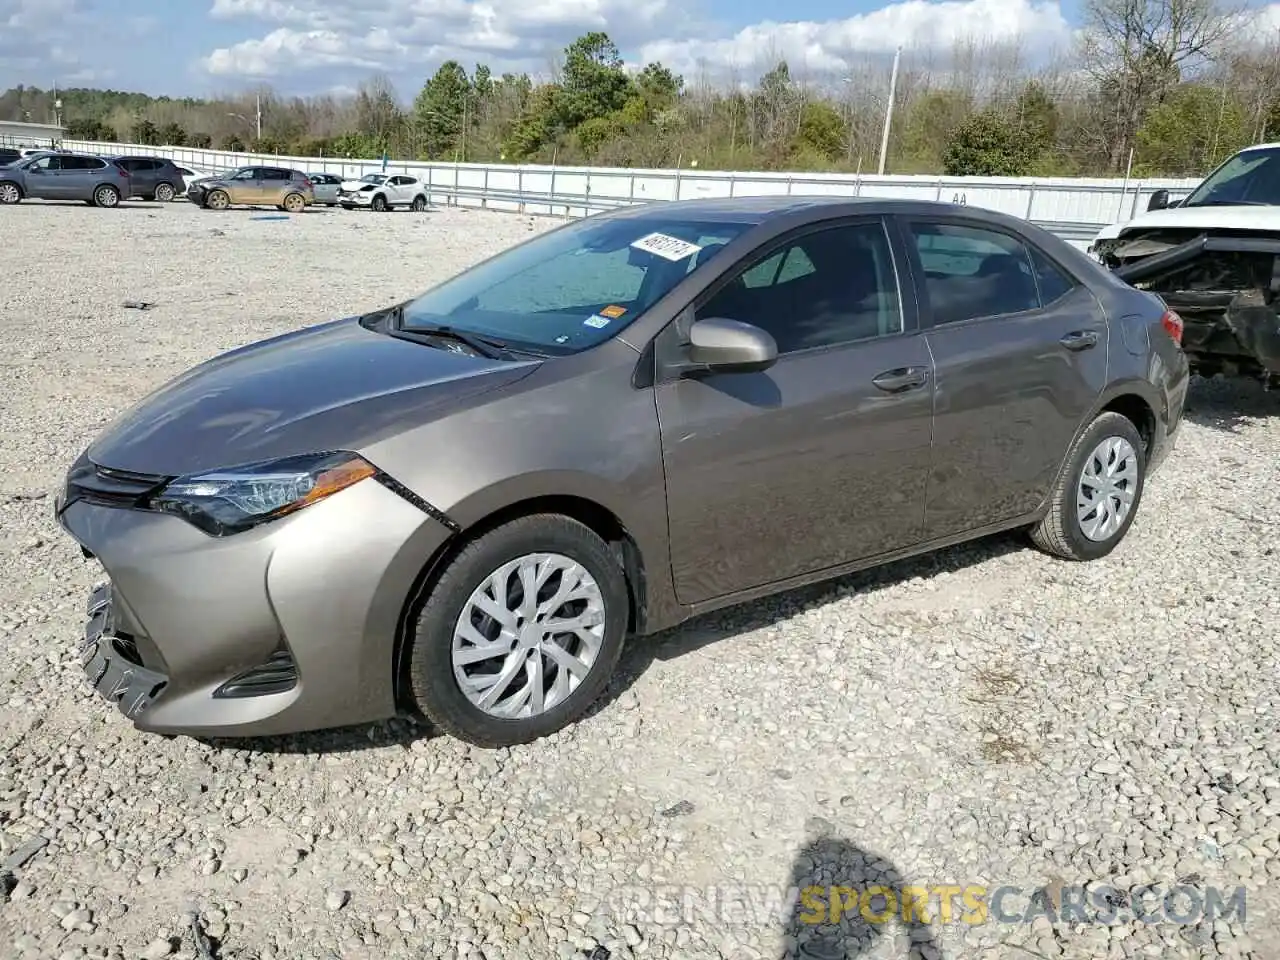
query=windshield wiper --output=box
[385,304,510,359]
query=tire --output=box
[93,184,120,208]
[283,192,306,213]
[205,189,230,211]
[0,182,22,204]
[1029,411,1146,561]
[410,194,427,212]
[154,182,175,202]
[407,514,629,747]
[371,193,388,212]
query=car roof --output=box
[595,194,1035,229]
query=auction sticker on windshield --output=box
[631,232,703,262]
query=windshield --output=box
[1182,147,1280,207]
[360,174,386,184]
[398,213,752,353]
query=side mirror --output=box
[1147,189,1170,212]
[686,317,778,374]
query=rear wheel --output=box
[205,189,230,211]
[410,194,427,212]
[1029,411,1146,561]
[371,193,388,212]
[283,192,306,213]
[93,184,120,208]
[0,182,21,204]
[407,515,629,747]
[154,182,175,202]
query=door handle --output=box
[872,366,930,393]
[1059,330,1099,351]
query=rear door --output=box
[264,167,294,203]
[897,215,1109,541]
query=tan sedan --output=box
[187,165,315,212]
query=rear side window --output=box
[909,221,1041,325]
[65,156,107,170]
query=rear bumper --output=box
[56,471,453,739]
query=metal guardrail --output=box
[417,183,1107,248]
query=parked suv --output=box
[0,147,21,166]
[109,155,187,202]
[187,165,315,212]
[0,152,132,207]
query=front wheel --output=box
[154,182,175,202]
[407,515,629,747]
[371,193,388,212]
[205,189,230,211]
[93,184,120,208]
[1029,411,1146,561]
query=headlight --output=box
[152,451,376,536]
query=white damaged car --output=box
[337,172,429,212]
[1089,142,1280,385]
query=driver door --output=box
[654,216,936,606]
[24,155,63,199]
[225,168,264,204]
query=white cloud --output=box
[201,0,698,80]
[199,0,1080,91]
[639,0,1076,80]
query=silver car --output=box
[307,172,341,206]
[0,152,133,207]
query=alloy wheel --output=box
[94,186,119,207]
[0,183,19,204]
[1076,436,1138,542]
[451,552,606,719]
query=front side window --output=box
[697,220,903,353]
[398,215,753,353]
[229,168,257,181]
[909,222,1041,324]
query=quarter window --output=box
[697,221,903,353]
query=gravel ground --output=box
[1,198,1279,960]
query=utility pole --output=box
[255,93,262,141]
[877,45,901,176]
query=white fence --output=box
[62,139,1203,247]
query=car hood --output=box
[342,180,380,191]
[86,316,540,477]
[1093,204,1280,242]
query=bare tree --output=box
[1078,0,1241,168]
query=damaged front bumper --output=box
[1093,231,1280,381]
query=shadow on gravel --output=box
[588,528,1026,721]
[195,715,438,756]
[1183,374,1279,433]
[782,828,941,959]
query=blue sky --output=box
[2,0,1108,99]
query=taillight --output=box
[115,165,129,177]
[300,177,312,189]
[1160,309,1184,345]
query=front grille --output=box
[63,458,169,509]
